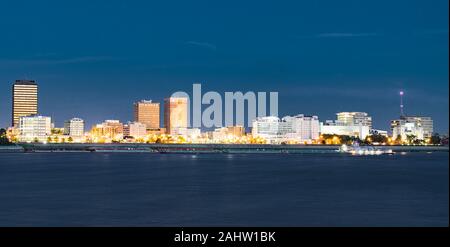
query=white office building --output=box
[252,115,320,144]
[391,118,425,141]
[320,112,372,140]
[64,118,85,137]
[252,116,285,143]
[18,115,52,142]
[282,115,320,143]
[336,112,372,129]
[400,116,433,138]
[320,120,370,140]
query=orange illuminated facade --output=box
[164,97,188,135]
[134,100,160,129]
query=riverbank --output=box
[9,143,449,154]
[0,145,24,153]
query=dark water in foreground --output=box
[0,152,448,226]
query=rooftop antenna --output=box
[399,90,405,117]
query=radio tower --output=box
[399,90,405,117]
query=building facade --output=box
[251,116,284,143]
[400,116,433,138]
[211,126,246,142]
[123,121,147,139]
[90,120,124,141]
[12,80,38,127]
[164,97,188,135]
[252,115,320,144]
[282,115,320,143]
[336,112,372,129]
[320,121,370,140]
[64,118,85,137]
[18,115,51,142]
[134,100,160,129]
[390,118,426,141]
[320,112,372,139]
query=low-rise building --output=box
[320,121,370,140]
[391,118,425,141]
[252,115,320,144]
[90,120,124,141]
[18,115,52,142]
[369,129,388,137]
[64,118,85,137]
[400,116,433,138]
[123,122,147,139]
[211,126,246,142]
[320,112,372,140]
[173,128,201,141]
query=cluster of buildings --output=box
[5,80,436,145]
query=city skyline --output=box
[0,0,448,133]
[2,78,440,147]
[0,79,446,135]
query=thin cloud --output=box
[316,32,379,38]
[47,56,115,64]
[185,41,217,51]
[413,29,449,36]
[0,56,117,66]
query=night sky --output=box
[0,0,448,133]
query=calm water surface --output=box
[0,152,448,226]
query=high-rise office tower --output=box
[134,100,160,129]
[12,80,38,127]
[164,97,188,135]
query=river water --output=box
[0,152,448,226]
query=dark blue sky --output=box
[0,0,448,133]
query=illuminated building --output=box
[320,121,370,140]
[164,97,188,135]
[369,129,388,137]
[123,122,147,139]
[251,116,292,143]
[212,126,245,142]
[320,112,372,139]
[252,116,282,143]
[146,128,166,135]
[252,115,320,144]
[336,112,372,129]
[282,115,320,143]
[64,118,85,137]
[12,80,38,127]
[90,120,124,141]
[390,90,433,140]
[134,100,160,129]
[168,127,201,141]
[225,126,245,137]
[400,116,433,138]
[390,118,426,141]
[18,115,51,142]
